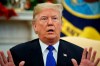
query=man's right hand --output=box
[0,50,25,66]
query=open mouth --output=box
[47,29,54,32]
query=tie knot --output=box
[47,45,54,51]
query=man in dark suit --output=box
[0,3,100,66]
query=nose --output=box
[47,18,53,26]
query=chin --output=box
[46,35,57,39]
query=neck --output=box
[40,38,59,45]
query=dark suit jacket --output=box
[10,38,83,66]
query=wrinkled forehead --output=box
[33,3,63,20]
[36,8,60,17]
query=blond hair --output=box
[33,3,63,21]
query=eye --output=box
[52,16,58,21]
[53,17,57,20]
[40,17,48,20]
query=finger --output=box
[19,61,25,66]
[94,58,100,66]
[0,53,5,66]
[87,47,92,60]
[71,58,78,66]
[81,48,87,60]
[91,51,96,62]
[7,50,14,62]
[0,51,8,64]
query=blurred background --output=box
[0,0,100,55]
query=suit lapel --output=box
[29,39,44,66]
[57,41,67,66]
[57,39,73,66]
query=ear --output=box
[60,24,62,32]
[60,17,63,31]
[32,21,38,34]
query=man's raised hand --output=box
[71,47,100,66]
[0,50,25,66]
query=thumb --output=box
[19,61,25,66]
[71,58,78,66]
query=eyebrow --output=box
[41,15,58,17]
[51,15,58,17]
[40,16,47,18]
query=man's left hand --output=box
[71,47,100,66]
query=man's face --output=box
[34,9,62,40]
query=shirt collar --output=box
[39,39,59,53]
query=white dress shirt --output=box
[39,39,59,66]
